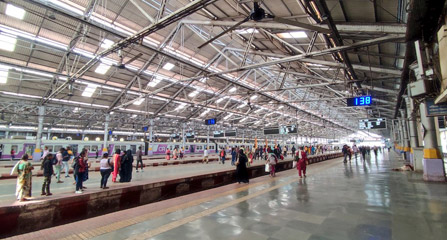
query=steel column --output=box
[33,106,45,161]
[103,114,110,155]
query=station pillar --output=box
[206,126,210,150]
[420,101,446,181]
[400,109,411,161]
[148,119,154,156]
[405,97,420,167]
[182,123,186,152]
[103,114,110,155]
[33,106,45,161]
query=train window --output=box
[46,145,54,152]
[84,145,91,152]
[91,145,98,152]
[55,145,62,152]
[120,145,126,151]
[115,146,120,151]
[130,145,136,154]
[185,146,189,150]
[11,145,18,152]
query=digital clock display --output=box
[205,118,216,125]
[347,96,372,106]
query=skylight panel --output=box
[148,77,162,87]
[235,28,258,34]
[81,84,98,97]
[94,63,111,75]
[200,109,210,117]
[0,66,9,84]
[224,113,233,120]
[6,4,26,20]
[100,39,114,49]
[188,91,199,97]
[250,95,257,100]
[162,62,175,71]
[175,103,186,111]
[0,34,17,52]
[229,87,237,93]
[276,31,307,39]
[133,98,144,105]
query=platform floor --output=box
[6,151,447,240]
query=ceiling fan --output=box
[197,0,331,49]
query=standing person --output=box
[173,148,178,160]
[13,154,34,201]
[220,148,226,164]
[342,145,349,163]
[165,148,171,160]
[235,149,249,184]
[361,146,367,161]
[96,149,99,159]
[296,147,308,178]
[120,150,133,182]
[0,144,3,159]
[352,145,359,160]
[119,151,127,182]
[373,146,378,159]
[61,147,70,178]
[41,154,54,196]
[11,148,15,160]
[266,153,277,177]
[41,146,49,160]
[231,148,237,166]
[54,148,63,183]
[136,146,144,172]
[100,153,112,189]
[202,147,209,164]
[111,149,121,183]
[74,151,86,194]
[291,145,296,157]
[179,148,184,159]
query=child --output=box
[41,154,54,196]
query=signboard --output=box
[213,131,224,137]
[225,131,236,137]
[108,130,113,135]
[170,133,180,139]
[347,96,372,107]
[205,118,217,125]
[264,128,280,135]
[426,98,447,117]
[142,126,148,132]
[279,125,297,134]
[186,133,195,139]
[359,118,387,130]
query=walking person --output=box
[74,151,87,194]
[352,145,359,160]
[342,145,349,163]
[13,154,34,201]
[11,148,15,160]
[61,147,70,178]
[165,148,171,160]
[112,149,121,183]
[136,146,144,172]
[54,148,63,183]
[120,150,133,182]
[41,146,49,161]
[296,147,308,178]
[231,148,237,166]
[361,146,367,161]
[220,148,226,164]
[291,145,296,157]
[41,154,54,196]
[100,153,112,189]
[266,152,277,177]
[373,146,378,159]
[173,148,178,160]
[235,149,249,184]
[202,147,209,164]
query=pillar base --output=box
[423,158,446,182]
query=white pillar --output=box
[33,106,45,161]
[420,101,446,181]
[182,123,186,151]
[103,114,110,155]
[149,119,154,155]
[207,126,210,149]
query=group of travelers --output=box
[342,144,383,163]
[10,145,143,201]
[165,147,185,160]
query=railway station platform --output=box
[2,151,447,239]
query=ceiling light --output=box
[199,77,207,83]
[6,4,26,20]
[131,114,137,118]
[100,39,114,49]
[162,62,175,71]
[175,103,186,111]
[254,108,263,113]
[0,34,17,52]
[216,97,226,103]
[240,117,248,122]
[200,109,210,116]
[229,87,237,93]
[0,66,9,84]
[188,91,199,97]
[81,84,98,97]
[235,28,258,34]
[94,63,111,75]
[224,113,233,120]
[237,102,247,108]
[148,77,162,87]
[276,31,307,39]
[278,106,284,109]
[250,95,257,100]
[133,98,144,105]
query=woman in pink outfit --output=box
[112,149,121,182]
[296,147,308,178]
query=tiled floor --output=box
[7,151,447,240]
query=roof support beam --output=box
[180,20,407,34]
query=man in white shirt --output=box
[55,148,64,183]
[203,147,209,164]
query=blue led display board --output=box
[205,118,217,125]
[347,96,372,106]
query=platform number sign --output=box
[205,118,217,125]
[347,96,372,107]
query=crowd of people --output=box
[342,144,385,163]
[10,145,144,202]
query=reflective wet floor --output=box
[7,151,447,240]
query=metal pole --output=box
[420,101,445,181]
[400,109,410,160]
[182,123,186,151]
[33,106,45,161]
[103,114,110,155]
[149,119,154,156]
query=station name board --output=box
[359,118,387,130]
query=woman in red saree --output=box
[296,147,308,178]
[112,149,121,182]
